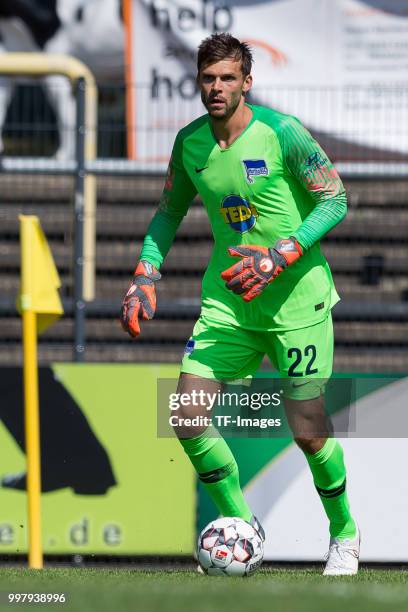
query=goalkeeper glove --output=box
[121,261,161,337]
[221,237,302,302]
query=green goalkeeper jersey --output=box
[141,104,347,331]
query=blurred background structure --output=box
[0,0,407,371]
[1,86,407,371]
[0,0,408,565]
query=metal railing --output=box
[2,154,408,362]
[0,53,98,361]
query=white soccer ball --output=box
[197,517,264,577]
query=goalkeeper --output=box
[121,33,359,576]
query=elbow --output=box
[159,208,186,224]
[339,194,348,223]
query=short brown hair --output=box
[197,33,253,76]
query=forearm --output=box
[277,116,348,251]
[140,208,184,269]
[292,192,348,251]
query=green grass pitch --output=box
[0,568,408,611]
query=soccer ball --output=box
[197,517,264,577]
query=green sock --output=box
[305,438,357,540]
[179,430,252,521]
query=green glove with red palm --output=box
[221,237,302,302]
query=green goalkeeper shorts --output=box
[180,313,334,400]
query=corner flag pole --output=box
[22,311,43,569]
[19,215,63,569]
[20,217,43,569]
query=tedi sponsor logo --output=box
[220,194,259,233]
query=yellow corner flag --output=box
[18,215,63,333]
[17,215,64,569]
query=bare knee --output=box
[172,373,221,439]
[294,436,327,455]
[171,406,211,439]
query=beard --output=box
[201,90,243,120]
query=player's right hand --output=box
[120,261,161,338]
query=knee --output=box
[171,407,210,439]
[294,437,326,455]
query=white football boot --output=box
[323,526,361,576]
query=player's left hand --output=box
[221,238,302,302]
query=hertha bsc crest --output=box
[242,159,269,184]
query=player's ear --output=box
[242,73,252,96]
